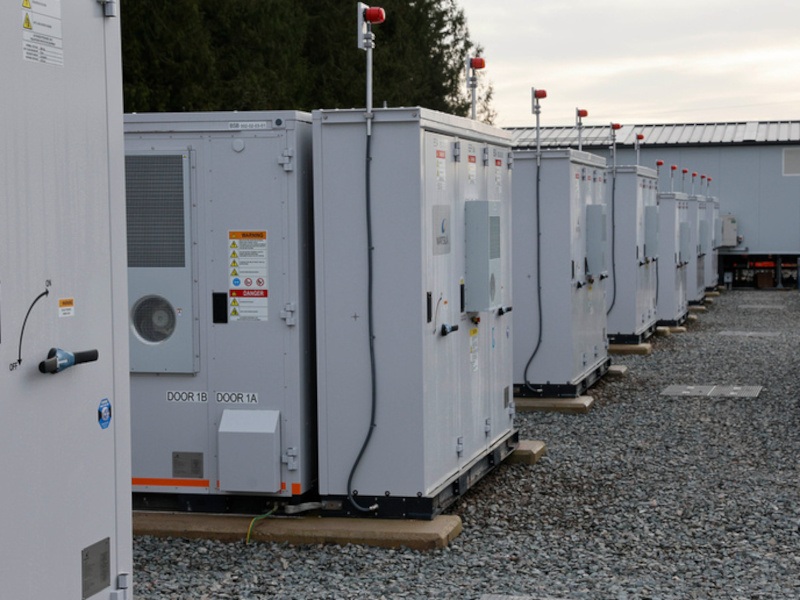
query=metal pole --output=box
[365,24,373,135]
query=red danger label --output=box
[230,290,268,298]
[436,150,446,159]
[495,159,502,166]
[468,155,477,163]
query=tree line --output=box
[121,0,495,123]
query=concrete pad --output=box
[607,364,629,377]
[688,305,707,313]
[704,297,715,304]
[133,511,462,551]
[608,343,652,356]
[655,326,671,337]
[515,395,593,414]
[705,291,720,297]
[506,440,547,465]
[687,314,699,322]
[668,326,688,334]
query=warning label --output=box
[58,297,74,318]
[228,230,268,321]
[22,0,63,67]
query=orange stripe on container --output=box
[132,477,210,488]
[291,483,302,495]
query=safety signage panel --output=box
[228,230,268,321]
[22,0,64,67]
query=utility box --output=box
[606,165,659,344]
[720,214,740,247]
[0,3,132,599]
[512,149,610,397]
[124,112,316,507]
[656,193,689,325]
[313,108,517,518]
[687,195,707,303]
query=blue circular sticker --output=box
[232,278,241,286]
[98,398,112,430]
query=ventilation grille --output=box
[126,154,187,268]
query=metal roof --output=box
[508,121,800,149]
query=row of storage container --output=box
[124,109,724,518]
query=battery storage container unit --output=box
[656,193,690,326]
[512,149,610,397]
[687,195,707,303]
[606,166,660,344]
[0,2,132,599]
[313,107,517,519]
[124,112,316,509]
[705,198,721,289]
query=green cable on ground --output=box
[245,504,278,545]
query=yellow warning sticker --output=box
[230,251,238,258]
[23,13,31,29]
[230,241,238,249]
[230,308,239,317]
[230,269,239,277]
[230,260,239,267]
[59,298,75,318]
[22,0,31,9]
[230,298,239,306]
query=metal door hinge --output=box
[507,152,514,169]
[278,149,294,172]
[280,302,297,326]
[453,141,461,162]
[482,147,490,166]
[281,447,298,471]
[456,436,464,456]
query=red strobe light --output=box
[656,160,664,166]
[636,133,644,140]
[533,89,547,99]
[611,123,622,130]
[671,165,678,171]
[682,168,688,174]
[364,6,386,23]
[470,57,486,70]
[577,109,589,118]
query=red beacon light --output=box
[671,165,678,171]
[701,174,707,180]
[636,133,644,140]
[533,89,547,99]
[611,123,622,130]
[682,168,688,174]
[656,160,664,167]
[692,171,698,178]
[364,6,386,23]
[470,57,486,70]
[577,108,588,118]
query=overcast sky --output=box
[457,0,800,127]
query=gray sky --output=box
[458,0,800,127]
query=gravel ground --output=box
[134,289,800,599]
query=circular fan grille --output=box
[132,295,177,343]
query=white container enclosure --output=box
[687,195,707,303]
[606,166,660,343]
[313,108,516,518]
[512,149,610,397]
[0,2,132,598]
[656,193,690,325]
[124,112,317,509]
[705,197,721,289]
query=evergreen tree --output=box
[121,0,494,121]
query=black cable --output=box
[346,127,379,513]
[606,171,617,315]
[523,159,544,393]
